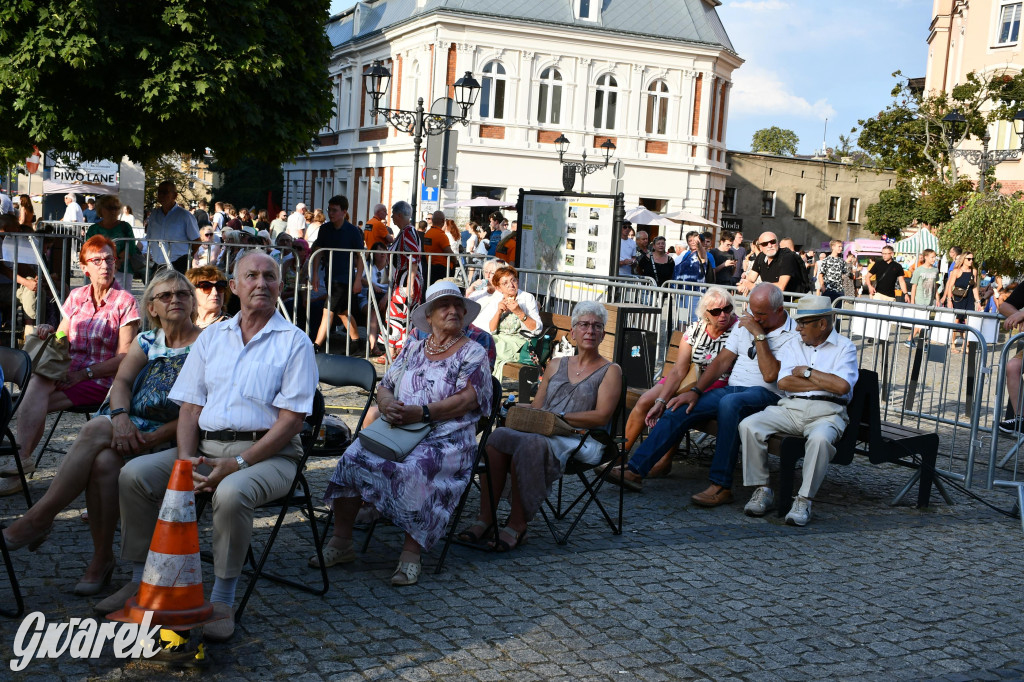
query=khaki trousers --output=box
[740,398,849,500]
[119,436,301,579]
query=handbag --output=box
[951,286,969,298]
[23,332,71,381]
[358,418,432,462]
[505,405,579,437]
[517,328,555,367]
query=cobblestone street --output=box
[2,383,1023,681]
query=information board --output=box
[519,192,618,278]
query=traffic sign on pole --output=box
[420,185,438,203]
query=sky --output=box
[328,0,933,155]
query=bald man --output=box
[364,203,392,250]
[737,231,805,294]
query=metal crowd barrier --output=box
[986,332,1024,532]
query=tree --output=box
[864,181,918,238]
[0,0,333,167]
[750,127,799,156]
[940,192,1024,274]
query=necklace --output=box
[426,332,464,354]
[574,356,592,377]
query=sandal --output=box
[456,521,491,545]
[391,553,421,586]
[490,526,527,553]
[309,542,356,568]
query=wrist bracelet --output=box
[655,397,668,406]
[690,386,703,396]
[422,404,432,423]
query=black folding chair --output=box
[35,404,103,467]
[0,347,34,508]
[540,381,627,545]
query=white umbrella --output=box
[663,209,720,229]
[623,206,675,226]
[443,197,515,209]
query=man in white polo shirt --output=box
[146,180,200,273]
[286,202,307,239]
[100,251,317,641]
[739,295,859,526]
[62,192,84,222]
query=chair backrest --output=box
[835,368,879,466]
[477,376,503,436]
[0,347,31,415]
[314,354,378,435]
[300,389,326,451]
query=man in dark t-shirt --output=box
[311,194,365,353]
[867,245,908,300]
[709,230,737,285]
[738,231,805,293]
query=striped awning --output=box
[894,227,939,255]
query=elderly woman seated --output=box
[474,265,543,378]
[1,270,202,594]
[186,264,232,328]
[620,287,739,479]
[315,281,492,586]
[1,235,140,497]
[458,300,622,551]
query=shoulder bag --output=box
[358,418,432,462]
[505,405,580,437]
[23,333,71,381]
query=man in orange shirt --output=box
[363,203,392,250]
[422,210,455,286]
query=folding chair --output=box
[0,347,34,507]
[434,375,503,573]
[0,518,25,618]
[540,381,627,545]
[35,404,103,467]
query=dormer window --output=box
[575,0,599,21]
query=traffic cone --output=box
[108,459,216,629]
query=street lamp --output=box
[363,59,480,215]
[555,134,615,193]
[943,108,1024,192]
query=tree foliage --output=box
[863,179,975,239]
[211,157,283,213]
[750,127,799,156]
[0,0,334,167]
[940,192,1024,274]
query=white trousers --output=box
[740,398,849,499]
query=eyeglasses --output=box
[758,239,778,247]
[706,304,734,317]
[153,289,192,303]
[575,321,605,332]
[964,257,974,262]
[85,256,115,267]
[796,317,827,327]
[195,280,228,292]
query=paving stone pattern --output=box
[1,381,1022,681]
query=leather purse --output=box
[358,418,432,462]
[505,405,579,437]
[23,333,71,382]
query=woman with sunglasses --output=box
[940,251,982,353]
[617,287,738,482]
[186,265,232,328]
[1,236,140,496]
[1,270,201,593]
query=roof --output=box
[329,0,736,53]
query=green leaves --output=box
[941,192,1024,275]
[750,127,799,156]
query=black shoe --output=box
[998,417,1022,434]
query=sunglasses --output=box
[758,239,778,247]
[747,342,758,360]
[964,257,974,262]
[154,289,192,303]
[706,304,734,317]
[195,280,228,292]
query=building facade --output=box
[925,0,1024,192]
[282,0,742,226]
[722,151,898,250]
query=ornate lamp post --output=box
[943,109,1024,192]
[554,134,615,193]
[363,60,481,215]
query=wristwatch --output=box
[109,407,128,418]
[85,366,95,379]
[422,404,432,423]
[235,455,249,471]
[690,386,703,396]
[654,398,668,406]
[803,368,813,379]
[754,333,767,342]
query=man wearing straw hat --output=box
[739,295,858,526]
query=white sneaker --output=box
[743,487,775,517]
[785,496,812,526]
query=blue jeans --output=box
[627,386,780,487]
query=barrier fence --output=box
[988,332,1024,531]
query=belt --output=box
[203,430,269,442]
[791,395,848,406]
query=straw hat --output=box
[410,281,481,333]
[792,295,835,321]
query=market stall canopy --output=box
[443,197,515,209]
[893,227,939,255]
[41,180,118,196]
[663,209,720,229]
[623,206,676,226]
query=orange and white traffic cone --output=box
[109,459,216,629]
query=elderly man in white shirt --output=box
[62,193,85,222]
[286,202,307,239]
[739,295,859,527]
[146,181,200,273]
[99,251,317,641]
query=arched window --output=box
[480,61,506,120]
[593,74,618,130]
[537,67,563,125]
[645,80,669,135]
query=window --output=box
[480,61,506,120]
[645,81,669,135]
[593,74,618,130]
[537,67,563,125]
[575,0,599,20]
[828,196,840,222]
[761,191,776,217]
[794,193,805,219]
[722,187,736,214]
[997,2,1022,44]
[342,76,353,128]
[579,0,591,18]
[847,197,860,222]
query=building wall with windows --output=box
[281,0,742,230]
[722,151,897,249]
[925,0,1024,191]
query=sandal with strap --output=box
[490,526,528,553]
[391,554,421,586]
[456,521,491,545]
[309,542,356,568]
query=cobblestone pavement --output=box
[1,382,1023,682]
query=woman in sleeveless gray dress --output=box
[458,300,622,551]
